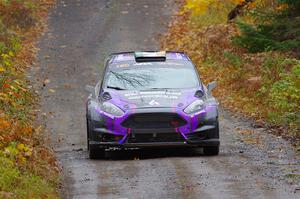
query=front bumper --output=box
[89,139,219,148]
[88,106,219,149]
[89,124,219,149]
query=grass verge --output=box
[0,0,60,198]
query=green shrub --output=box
[234,20,300,53]
[269,61,300,133]
[233,0,300,53]
[0,156,57,198]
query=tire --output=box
[210,120,219,139]
[203,146,219,156]
[86,117,90,150]
[89,145,105,159]
[87,118,105,159]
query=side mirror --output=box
[207,81,217,93]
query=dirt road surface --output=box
[32,0,300,198]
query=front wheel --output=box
[86,117,90,150]
[87,118,105,159]
[203,146,219,156]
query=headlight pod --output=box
[184,99,205,114]
[100,102,124,117]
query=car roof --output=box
[107,51,191,67]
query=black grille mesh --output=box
[121,113,186,129]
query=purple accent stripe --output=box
[112,54,134,63]
[180,132,188,140]
[118,128,131,144]
[166,52,188,60]
[176,127,187,140]
[118,135,127,144]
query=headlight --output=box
[184,99,205,114]
[100,102,124,116]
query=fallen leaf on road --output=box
[104,172,112,177]
[49,89,56,93]
[43,79,50,85]
[237,129,253,135]
[64,84,71,89]
[240,137,260,144]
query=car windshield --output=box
[105,64,199,90]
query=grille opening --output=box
[99,133,123,142]
[121,113,187,129]
[128,133,185,143]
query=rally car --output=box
[85,51,219,159]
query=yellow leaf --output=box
[0,66,5,72]
[19,156,27,165]
[233,0,245,4]
[8,51,14,57]
[17,143,25,151]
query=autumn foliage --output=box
[0,0,59,198]
[161,0,300,144]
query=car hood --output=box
[107,88,199,110]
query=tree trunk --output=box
[228,0,255,21]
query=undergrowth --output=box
[161,0,300,143]
[0,0,59,198]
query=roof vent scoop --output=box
[134,51,166,62]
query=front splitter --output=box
[89,139,220,148]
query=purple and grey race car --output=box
[85,51,219,159]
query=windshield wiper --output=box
[107,86,126,90]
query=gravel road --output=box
[32,0,300,198]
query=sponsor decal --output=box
[135,51,166,57]
[128,95,178,100]
[124,91,182,100]
[133,62,153,66]
[114,54,134,61]
[158,62,184,66]
[149,99,160,106]
[115,63,130,68]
